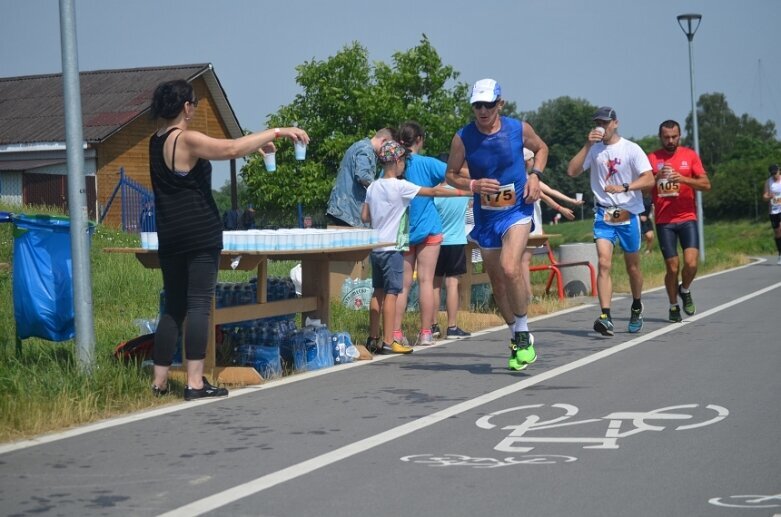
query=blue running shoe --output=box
[628,304,644,333]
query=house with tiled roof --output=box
[0,63,241,225]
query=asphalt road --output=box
[1,258,780,517]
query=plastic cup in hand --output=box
[594,126,605,139]
[263,152,276,172]
[575,192,583,202]
[294,141,307,161]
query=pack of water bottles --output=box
[215,276,297,308]
[331,331,360,365]
[340,277,373,310]
[283,322,333,372]
[220,318,297,379]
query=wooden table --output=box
[105,244,389,385]
[459,234,559,305]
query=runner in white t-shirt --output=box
[762,164,781,265]
[567,106,654,337]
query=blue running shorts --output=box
[593,208,642,253]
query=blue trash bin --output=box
[11,214,94,341]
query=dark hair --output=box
[150,79,194,120]
[375,127,397,141]
[769,164,780,175]
[658,119,681,135]
[398,121,426,151]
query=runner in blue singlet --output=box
[444,78,549,372]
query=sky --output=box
[2,0,779,189]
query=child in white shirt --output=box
[362,141,467,354]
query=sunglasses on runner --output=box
[472,100,499,110]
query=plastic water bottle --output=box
[315,324,333,368]
[332,333,347,364]
[341,333,359,362]
[303,326,318,367]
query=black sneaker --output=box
[593,314,615,336]
[446,326,471,338]
[430,323,441,339]
[678,285,696,316]
[366,336,383,355]
[152,384,169,397]
[184,377,228,401]
[669,305,683,323]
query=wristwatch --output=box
[622,183,630,193]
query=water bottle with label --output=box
[342,332,359,362]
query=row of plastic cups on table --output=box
[140,229,380,251]
[140,232,159,249]
[223,228,379,251]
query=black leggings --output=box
[656,221,699,260]
[153,249,220,366]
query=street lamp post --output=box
[677,13,705,262]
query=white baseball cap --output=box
[470,78,502,104]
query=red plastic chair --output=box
[529,242,596,299]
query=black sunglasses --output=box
[472,100,498,110]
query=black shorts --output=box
[435,244,467,277]
[656,220,699,260]
[770,213,781,230]
[641,218,654,235]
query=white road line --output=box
[0,256,766,456]
[159,279,781,517]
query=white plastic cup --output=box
[263,152,276,172]
[594,126,605,138]
[294,141,307,160]
[576,192,583,201]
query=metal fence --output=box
[99,167,155,233]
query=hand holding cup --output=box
[590,126,605,144]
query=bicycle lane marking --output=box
[159,279,781,517]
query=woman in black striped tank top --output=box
[148,79,309,400]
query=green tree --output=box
[212,179,248,215]
[240,36,472,223]
[523,96,598,215]
[703,136,781,219]
[685,92,777,171]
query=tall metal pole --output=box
[678,13,705,262]
[60,0,96,369]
